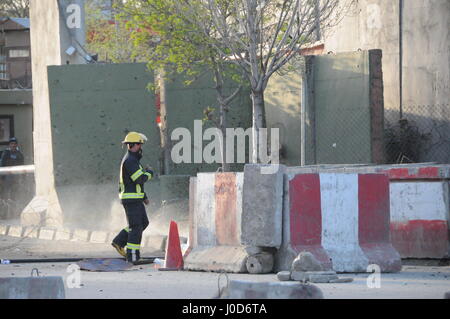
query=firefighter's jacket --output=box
[119,150,153,203]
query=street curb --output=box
[0,223,169,250]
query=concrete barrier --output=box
[286,165,450,259]
[241,164,285,248]
[0,276,65,299]
[387,167,450,258]
[276,172,401,273]
[184,177,197,258]
[184,172,248,273]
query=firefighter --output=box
[112,132,154,264]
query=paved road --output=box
[0,235,449,299]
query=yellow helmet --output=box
[121,132,148,144]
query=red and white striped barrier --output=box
[386,166,450,258]
[276,173,402,273]
[285,165,450,259]
[184,172,248,273]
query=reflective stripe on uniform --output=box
[131,169,144,182]
[119,193,145,199]
[119,162,148,200]
[126,243,140,250]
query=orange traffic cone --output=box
[159,220,184,271]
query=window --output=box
[9,49,30,58]
[0,63,7,80]
[0,115,14,145]
[0,45,7,80]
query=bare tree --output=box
[0,0,30,18]
[174,0,345,163]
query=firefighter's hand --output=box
[144,199,150,206]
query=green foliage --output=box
[119,0,244,89]
[85,1,139,63]
[0,0,29,18]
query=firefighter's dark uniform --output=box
[112,150,153,263]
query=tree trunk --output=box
[158,70,170,175]
[251,90,266,163]
[219,101,230,172]
[213,62,230,172]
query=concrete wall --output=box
[0,90,32,105]
[27,0,87,226]
[303,50,384,165]
[323,0,450,162]
[29,0,66,226]
[5,30,30,47]
[165,71,252,175]
[47,63,159,228]
[265,61,303,166]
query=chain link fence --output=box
[384,104,450,164]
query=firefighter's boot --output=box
[126,248,141,264]
[111,242,126,258]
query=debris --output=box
[277,271,292,281]
[309,274,339,283]
[77,258,132,272]
[290,271,347,283]
[329,278,353,283]
[246,252,274,274]
[219,280,324,299]
[291,251,323,272]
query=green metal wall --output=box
[48,63,159,228]
[165,71,252,175]
[313,51,372,164]
[48,63,159,186]
[265,61,303,166]
[47,63,252,228]
[264,51,379,165]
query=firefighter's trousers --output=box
[112,201,149,253]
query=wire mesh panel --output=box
[384,104,450,164]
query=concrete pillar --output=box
[22,0,86,228]
[301,56,316,165]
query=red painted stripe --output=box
[359,174,402,272]
[215,173,239,246]
[289,174,322,246]
[358,174,390,244]
[390,220,449,258]
[387,167,440,180]
[289,174,332,270]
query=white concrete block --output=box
[90,231,108,244]
[0,224,9,236]
[39,228,56,240]
[7,225,23,237]
[22,226,39,238]
[71,229,90,242]
[54,229,72,241]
